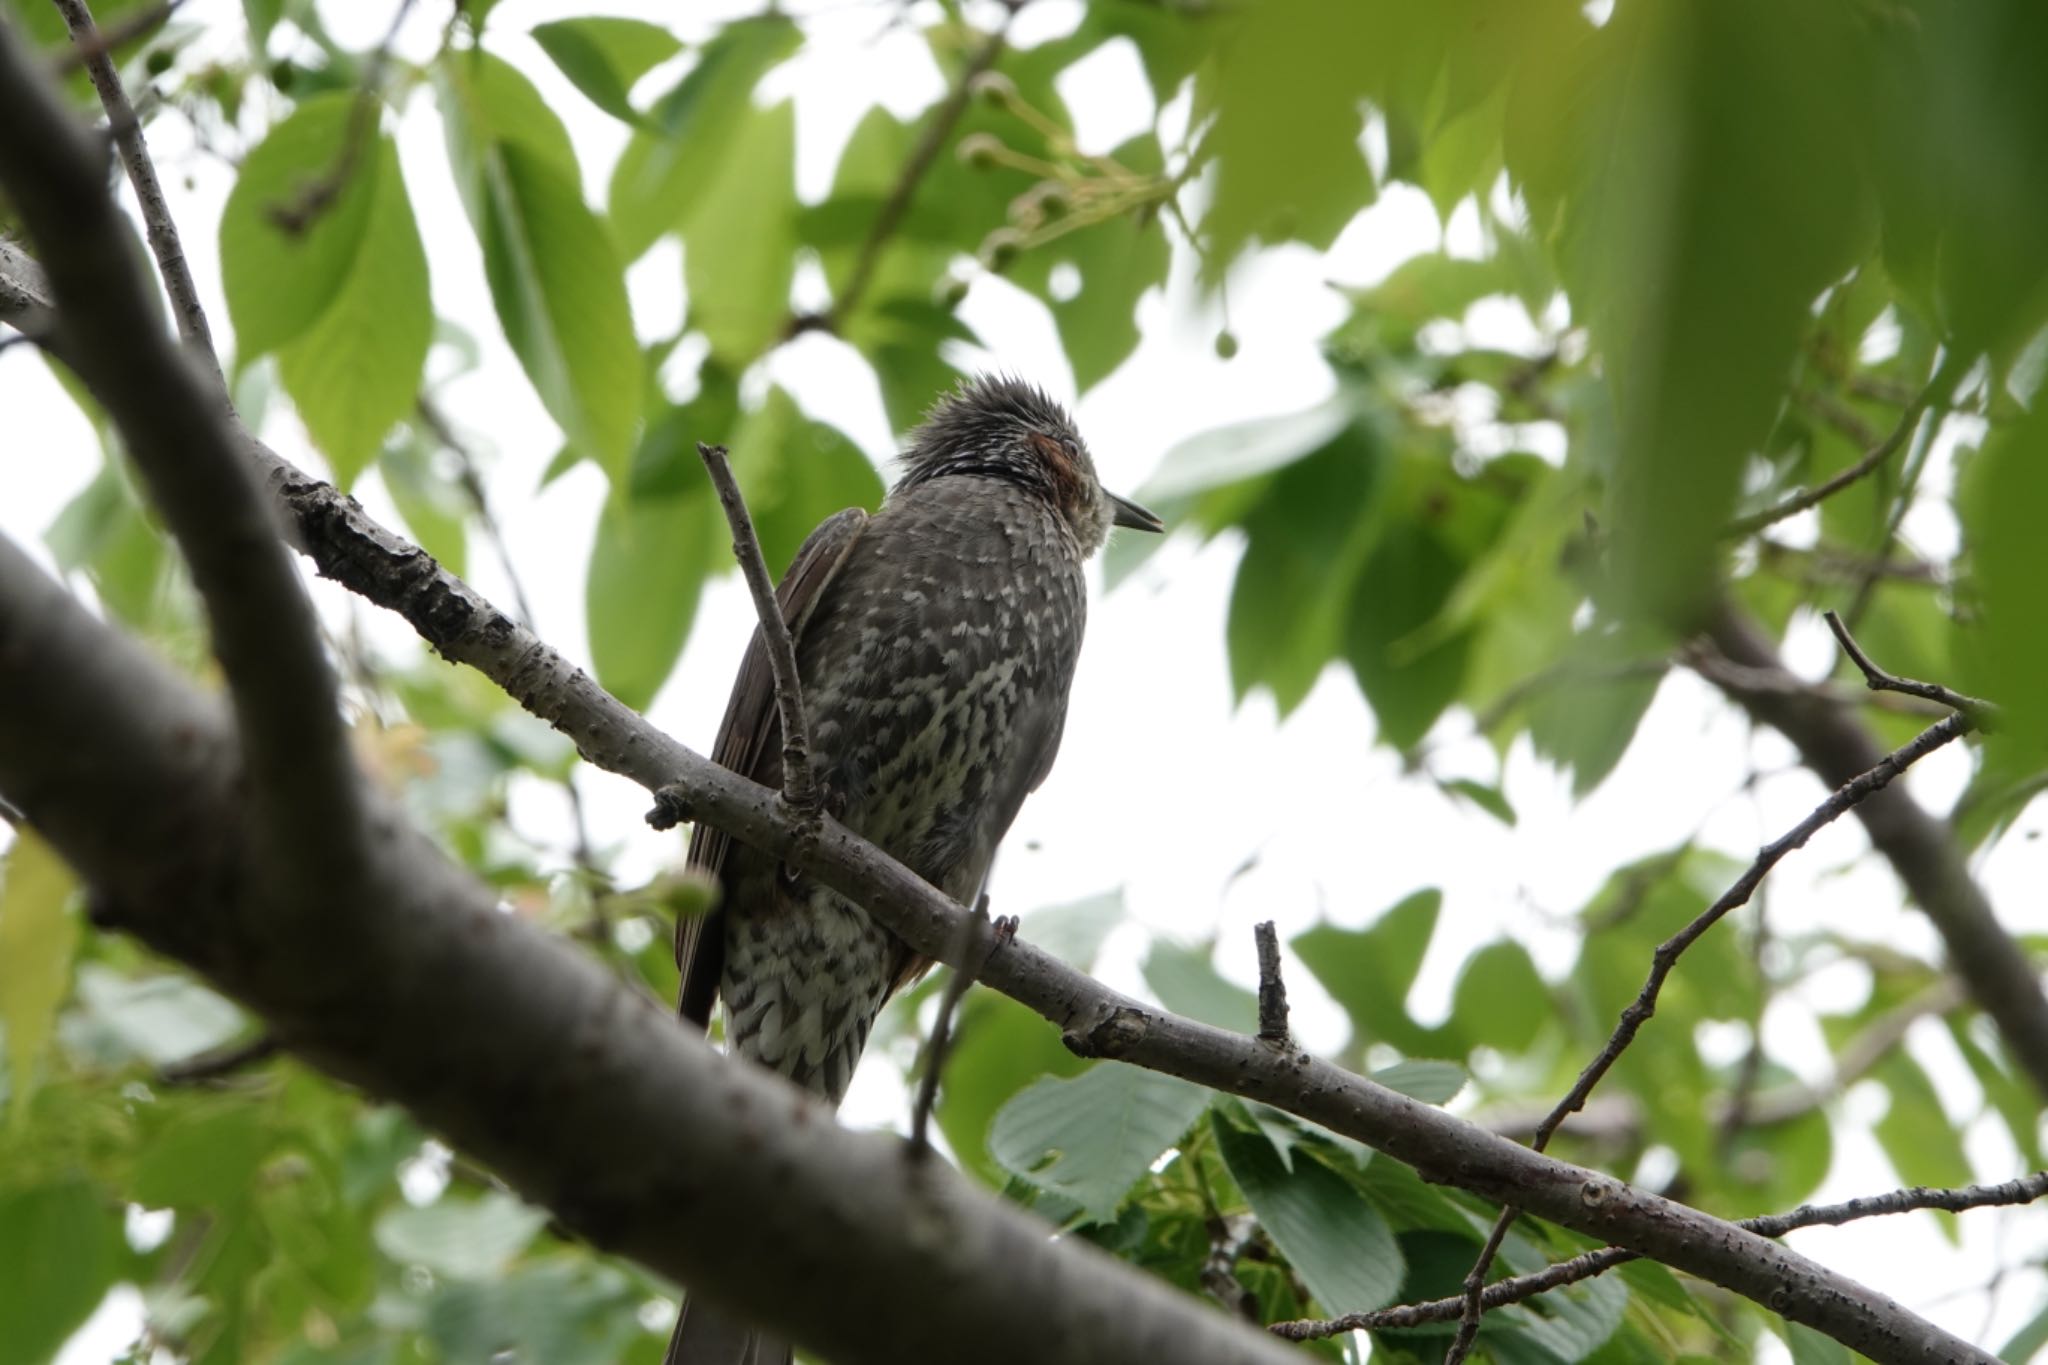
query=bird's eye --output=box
[1059,435,1081,462]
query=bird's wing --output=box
[675,507,870,1030]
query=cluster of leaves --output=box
[7,0,2048,1360]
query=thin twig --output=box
[826,20,1012,328]
[1275,1171,2048,1341]
[51,0,220,376]
[908,895,1013,1157]
[1845,355,1968,628]
[1824,608,1997,724]
[1725,363,1954,538]
[51,0,182,73]
[266,0,418,235]
[1253,920,1289,1045]
[416,395,537,630]
[696,442,819,813]
[1444,711,1975,1357]
[159,1033,279,1084]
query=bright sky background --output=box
[5,0,2044,1359]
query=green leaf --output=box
[275,134,431,486]
[729,387,886,576]
[1212,1113,1404,1316]
[1509,2,1873,624]
[1292,890,1442,1056]
[1450,940,1551,1054]
[374,1192,549,1280]
[0,1180,117,1365]
[586,484,721,711]
[43,458,169,628]
[1872,1051,1972,1198]
[74,963,245,1066]
[1780,1321,1852,1365]
[1016,891,1122,973]
[989,1065,1208,1223]
[381,431,468,577]
[1999,1296,2048,1364]
[1141,939,1256,1033]
[0,830,76,1113]
[1226,422,1386,714]
[1198,0,1375,275]
[607,16,802,261]
[934,991,1089,1188]
[1368,1059,1465,1105]
[1439,778,1515,827]
[1956,401,2048,772]
[532,17,683,127]
[219,93,379,356]
[134,1104,269,1207]
[423,1261,644,1365]
[684,99,799,366]
[440,53,642,483]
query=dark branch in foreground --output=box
[1447,711,1974,1358]
[0,38,2004,1363]
[696,441,820,814]
[1274,1171,2048,1341]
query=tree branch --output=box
[1253,920,1289,1045]
[1823,607,1998,723]
[0,537,1303,1365]
[696,441,819,813]
[1724,358,1956,538]
[1274,1171,2048,1341]
[49,0,220,375]
[1447,710,1973,1356]
[0,16,369,904]
[1701,604,2048,1099]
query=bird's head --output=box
[896,375,1163,556]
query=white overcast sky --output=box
[6,0,2045,1359]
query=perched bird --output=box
[665,376,1161,1365]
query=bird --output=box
[663,375,1161,1365]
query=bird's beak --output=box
[1108,490,1164,533]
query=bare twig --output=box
[1253,920,1289,1045]
[266,0,418,234]
[159,1033,279,1084]
[1824,608,1997,724]
[696,441,819,814]
[1725,361,1954,538]
[1445,711,1975,1356]
[51,0,219,376]
[826,21,1011,327]
[1275,1171,2048,1341]
[51,0,183,72]
[909,894,1013,1156]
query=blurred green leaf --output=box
[0,1179,117,1365]
[1141,939,1256,1033]
[440,52,642,483]
[219,94,379,356]
[1198,0,1374,274]
[608,16,802,261]
[381,432,469,577]
[75,964,245,1066]
[1450,940,1550,1054]
[937,991,1089,1188]
[0,830,76,1114]
[374,1192,549,1279]
[683,99,797,366]
[1368,1059,1465,1106]
[1956,401,2048,772]
[423,1260,648,1364]
[1212,1112,1404,1316]
[1293,890,1442,1057]
[731,389,885,576]
[1872,1051,1972,1202]
[275,134,431,486]
[990,1065,1207,1223]
[532,17,683,127]
[135,1104,268,1207]
[586,484,721,710]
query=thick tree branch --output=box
[1274,1171,2048,1341]
[1702,605,2048,1099]
[0,537,1302,1365]
[0,17,369,903]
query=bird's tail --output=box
[663,1296,793,1365]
